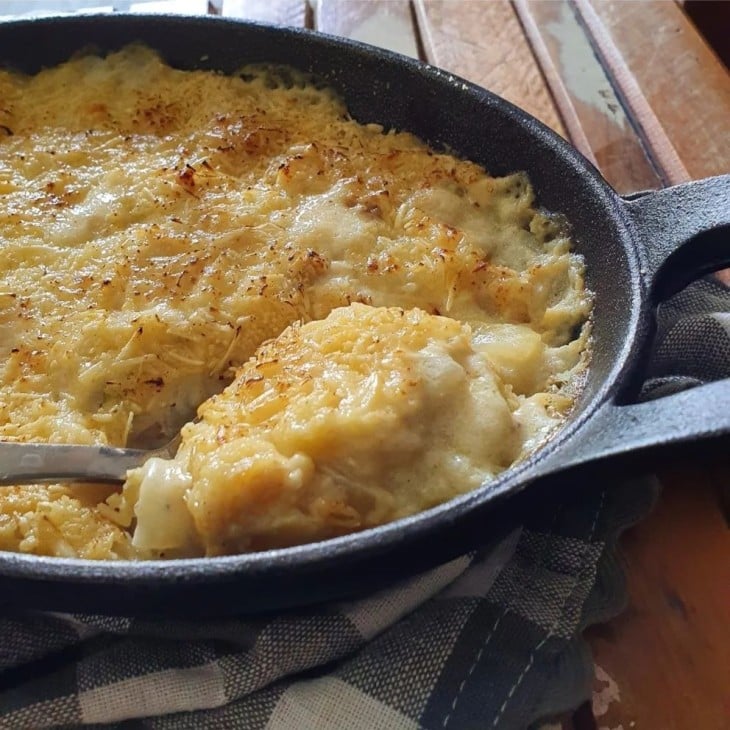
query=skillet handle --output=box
[532,378,730,480]
[531,176,730,480]
[624,174,730,302]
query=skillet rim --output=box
[0,14,647,592]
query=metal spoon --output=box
[0,433,182,486]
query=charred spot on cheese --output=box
[0,46,591,559]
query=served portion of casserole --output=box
[0,46,591,559]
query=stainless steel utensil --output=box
[0,433,182,485]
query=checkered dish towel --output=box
[0,278,727,729]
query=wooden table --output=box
[4,1,729,726]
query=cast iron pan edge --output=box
[0,15,728,615]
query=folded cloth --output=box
[0,277,727,729]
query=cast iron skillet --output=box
[0,15,728,616]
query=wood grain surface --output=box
[414,0,567,136]
[586,458,730,730]
[515,0,663,193]
[585,0,730,182]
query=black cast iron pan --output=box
[0,15,728,616]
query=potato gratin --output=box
[0,46,591,558]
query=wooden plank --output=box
[585,459,730,729]
[413,0,567,137]
[516,0,663,193]
[221,0,308,27]
[314,0,419,59]
[582,0,730,182]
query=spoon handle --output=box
[0,442,150,485]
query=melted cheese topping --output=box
[0,46,591,559]
[129,305,525,555]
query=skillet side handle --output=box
[624,174,730,302]
[541,176,730,480]
[533,379,730,480]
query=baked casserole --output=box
[0,46,591,558]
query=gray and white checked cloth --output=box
[0,277,728,729]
